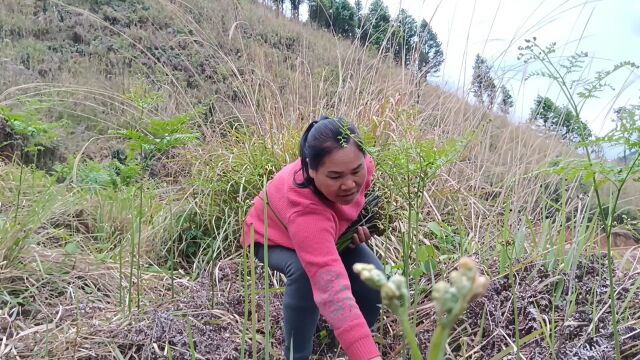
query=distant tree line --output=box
[469,54,514,116]
[527,95,592,143]
[271,0,445,80]
[469,53,597,142]
[611,105,639,162]
[527,96,639,149]
[269,0,610,141]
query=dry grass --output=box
[1,0,639,359]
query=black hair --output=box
[295,115,366,196]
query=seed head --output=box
[353,263,387,289]
[432,257,489,320]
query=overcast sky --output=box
[296,0,640,140]
[381,0,640,136]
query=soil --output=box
[74,255,639,359]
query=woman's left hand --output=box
[350,226,371,248]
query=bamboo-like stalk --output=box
[136,180,143,310]
[262,176,271,359]
[250,225,257,360]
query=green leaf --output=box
[412,267,424,279]
[416,245,429,262]
[417,244,438,274]
[498,245,510,273]
[594,178,609,191]
[95,253,110,262]
[427,222,443,238]
[64,242,81,255]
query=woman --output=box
[242,116,384,360]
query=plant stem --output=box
[249,225,257,360]
[240,220,250,360]
[262,176,270,360]
[530,40,633,359]
[604,208,621,359]
[119,228,124,312]
[127,214,135,314]
[14,162,24,224]
[169,203,175,301]
[427,322,448,360]
[186,317,196,360]
[136,182,142,310]
[600,151,639,359]
[509,259,521,359]
[399,306,423,360]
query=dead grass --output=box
[1,0,639,359]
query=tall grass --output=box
[261,175,271,359]
[518,38,639,359]
[0,0,638,359]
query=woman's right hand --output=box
[371,357,382,360]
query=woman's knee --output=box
[282,257,316,303]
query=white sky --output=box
[296,0,640,146]
[381,0,640,135]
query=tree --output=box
[529,95,556,128]
[391,9,417,66]
[354,0,363,28]
[470,54,497,109]
[498,85,514,115]
[362,0,391,51]
[308,0,331,29]
[333,0,357,38]
[272,0,285,16]
[290,0,303,20]
[308,0,355,38]
[529,95,593,142]
[415,19,444,79]
[612,105,640,163]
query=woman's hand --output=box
[350,226,371,248]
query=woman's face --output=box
[309,142,366,205]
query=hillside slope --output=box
[1,0,638,359]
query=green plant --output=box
[55,158,142,189]
[0,171,61,268]
[185,316,197,360]
[412,222,467,285]
[112,112,200,165]
[353,257,489,360]
[519,37,640,360]
[0,105,60,152]
[425,221,468,255]
[337,188,387,252]
[261,176,271,360]
[353,262,421,359]
[171,209,208,266]
[111,84,200,168]
[428,257,489,360]
[375,137,463,281]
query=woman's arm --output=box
[288,206,381,360]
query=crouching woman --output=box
[241,116,384,360]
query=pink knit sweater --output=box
[242,155,379,360]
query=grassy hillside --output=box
[1,0,639,359]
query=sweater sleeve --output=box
[288,206,380,360]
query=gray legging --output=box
[253,243,383,360]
